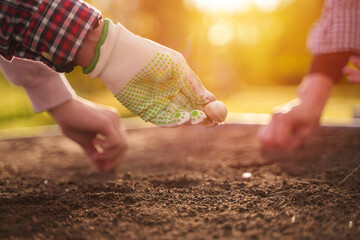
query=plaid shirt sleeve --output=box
[307,0,360,54]
[0,0,101,72]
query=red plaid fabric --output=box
[0,0,101,72]
[307,0,360,54]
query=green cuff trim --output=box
[82,19,110,74]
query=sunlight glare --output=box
[187,0,253,13]
[254,0,280,12]
[184,0,287,13]
[208,23,234,46]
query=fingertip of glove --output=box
[189,110,207,125]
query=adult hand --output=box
[343,55,360,84]
[48,97,128,172]
[81,19,219,128]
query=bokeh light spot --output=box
[208,23,234,46]
[236,23,260,46]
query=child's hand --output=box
[83,19,220,128]
[343,55,360,84]
[257,99,321,150]
[257,73,334,150]
[48,97,128,172]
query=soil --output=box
[0,124,360,240]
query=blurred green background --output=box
[1,0,360,130]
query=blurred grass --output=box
[1,75,360,130]
[224,83,360,119]
[0,80,54,129]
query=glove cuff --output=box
[82,19,110,75]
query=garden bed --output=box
[1,124,359,239]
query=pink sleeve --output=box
[0,57,76,113]
[307,0,360,54]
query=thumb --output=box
[94,122,128,152]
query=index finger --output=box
[182,67,216,106]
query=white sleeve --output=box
[0,57,76,113]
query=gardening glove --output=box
[83,19,217,128]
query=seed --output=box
[204,101,228,123]
[242,172,252,179]
[349,221,353,229]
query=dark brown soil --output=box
[1,124,360,240]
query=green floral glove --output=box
[84,19,217,127]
